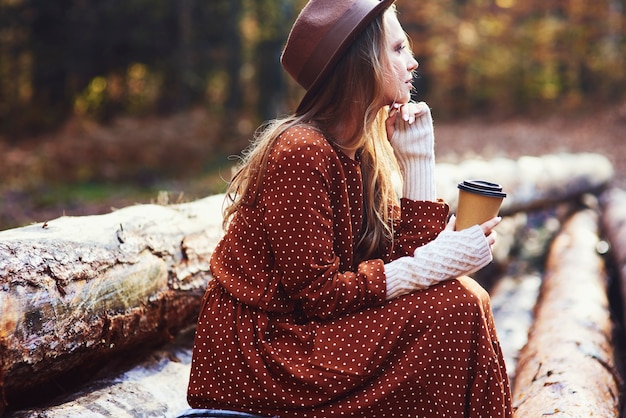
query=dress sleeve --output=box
[260,132,386,320]
[389,197,450,259]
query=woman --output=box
[187,0,513,416]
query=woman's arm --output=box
[261,129,386,320]
[384,102,451,258]
[385,216,500,299]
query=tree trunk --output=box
[437,152,614,215]
[5,327,196,418]
[511,208,620,417]
[601,188,626,326]
[0,195,225,403]
[225,0,243,112]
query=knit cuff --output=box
[392,109,434,161]
[412,225,493,280]
[400,154,436,201]
[384,225,493,300]
[391,109,436,201]
[385,258,415,300]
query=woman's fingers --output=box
[486,229,498,248]
[445,214,457,231]
[481,216,502,234]
[385,104,400,139]
[399,102,428,124]
[386,102,429,140]
[481,216,501,248]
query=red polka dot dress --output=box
[187,126,513,417]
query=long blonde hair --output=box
[223,8,400,262]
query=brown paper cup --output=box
[455,180,507,231]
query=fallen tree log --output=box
[0,153,615,413]
[601,188,626,327]
[491,201,579,389]
[0,195,225,404]
[6,327,195,418]
[511,208,621,417]
[437,152,614,214]
[601,188,626,418]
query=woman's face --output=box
[382,12,418,105]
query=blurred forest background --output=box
[0,0,625,230]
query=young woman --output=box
[187,0,513,416]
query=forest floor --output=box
[0,105,625,231]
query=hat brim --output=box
[296,0,396,114]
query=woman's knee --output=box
[444,276,492,320]
[457,275,490,301]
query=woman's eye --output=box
[395,43,406,53]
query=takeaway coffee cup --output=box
[455,180,507,231]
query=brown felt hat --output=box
[281,0,396,112]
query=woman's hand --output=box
[446,215,501,249]
[480,216,501,248]
[385,101,430,141]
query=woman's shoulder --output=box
[275,124,334,154]
[279,123,328,145]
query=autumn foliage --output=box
[0,0,624,138]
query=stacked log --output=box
[488,211,552,386]
[511,208,621,416]
[6,328,196,418]
[602,188,626,327]
[0,195,225,407]
[0,153,616,416]
[437,152,613,215]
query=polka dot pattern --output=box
[187,126,513,417]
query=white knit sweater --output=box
[385,106,492,300]
[385,225,493,299]
[390,107,436,202]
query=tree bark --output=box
[6,327,196,418]
[601,188,626,326]
[511,208,620,417]
[437,152,614,215]
[0,195,225,403]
